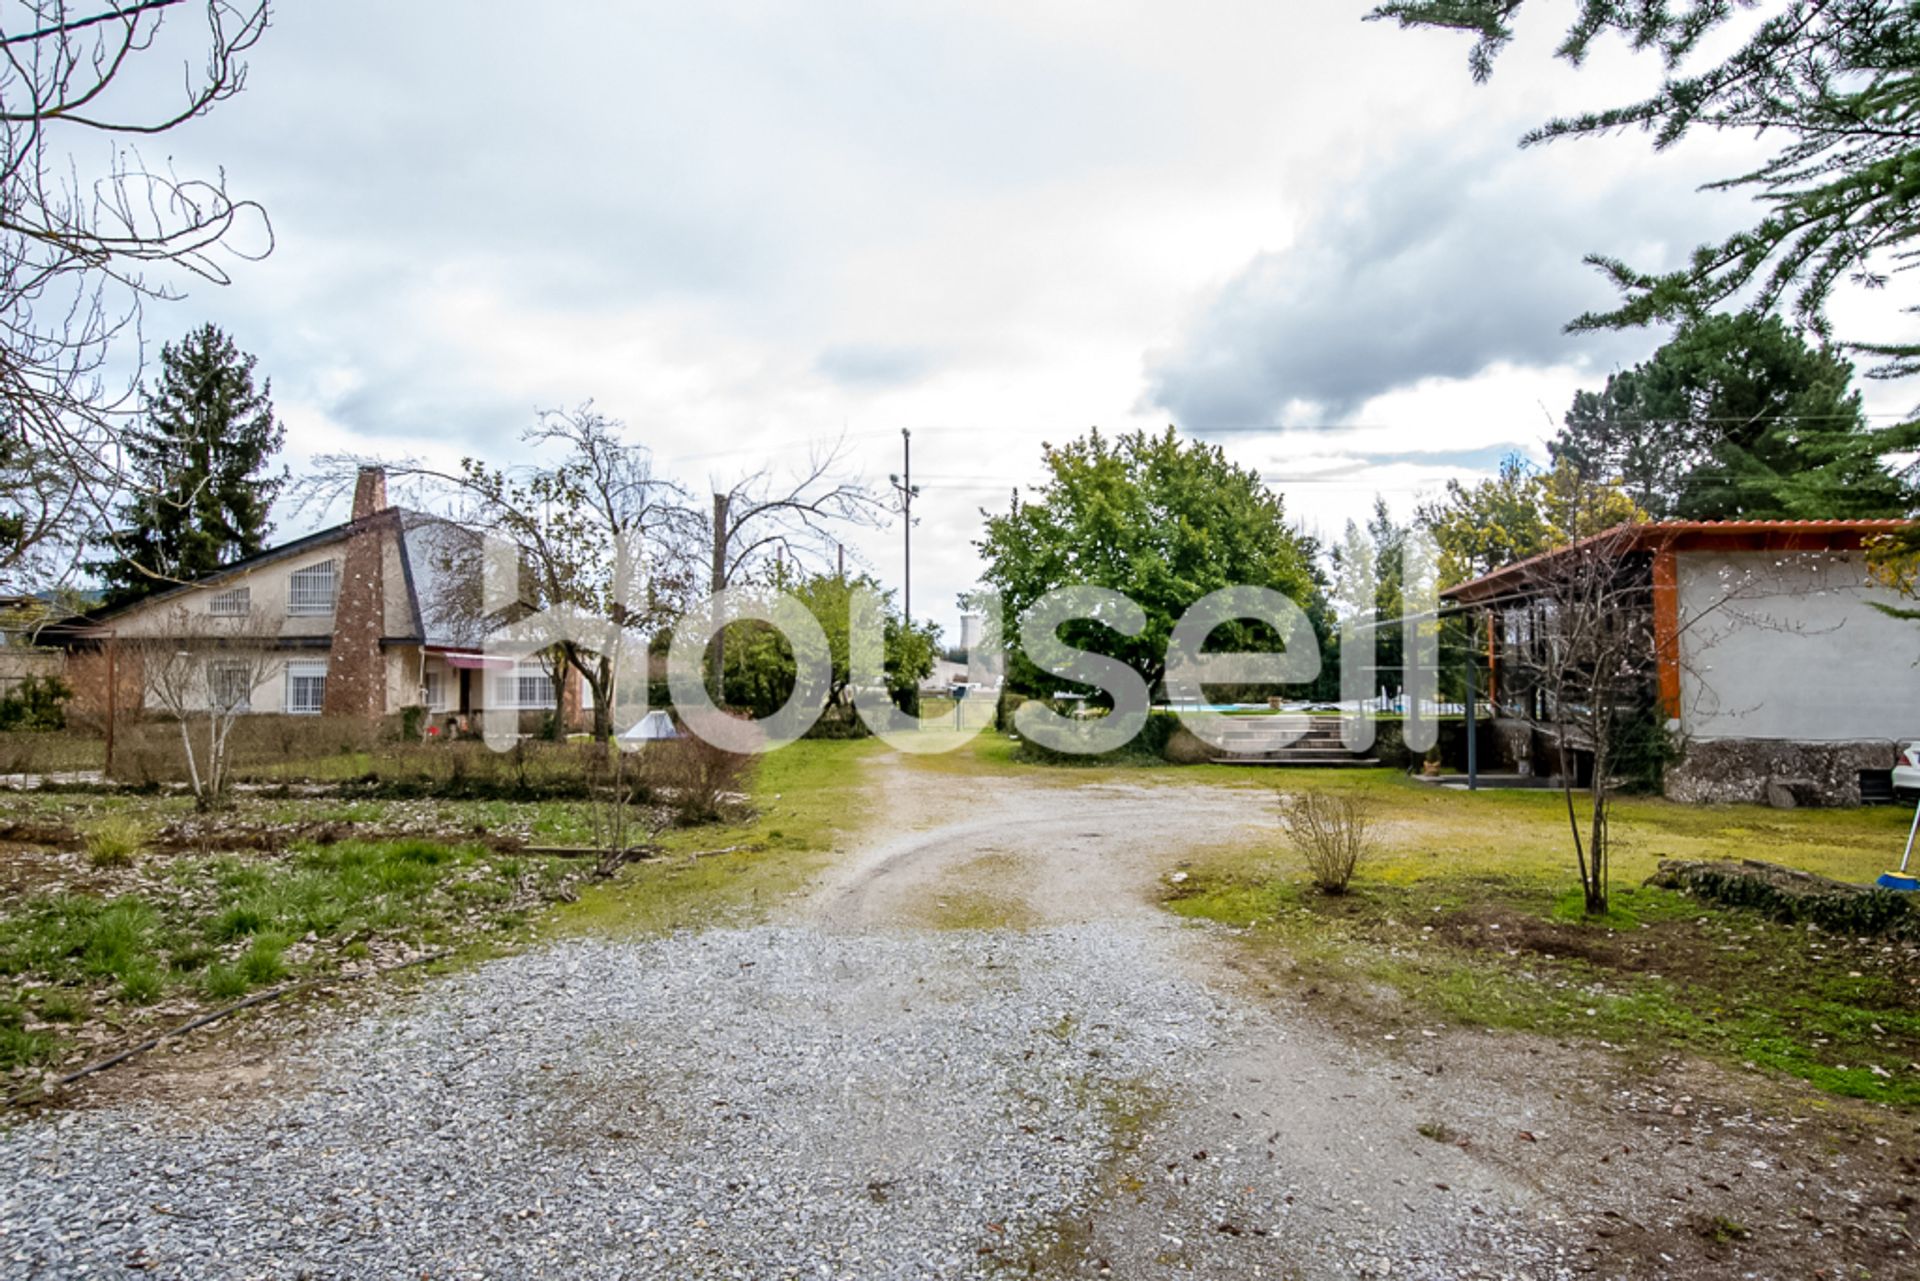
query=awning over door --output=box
[433,650,517,671]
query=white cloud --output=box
[111,0,1920,642]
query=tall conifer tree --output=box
[94,325,286,605]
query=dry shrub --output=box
[637,736,752,825]
[1161,725,1216,766]
[0,731,100,776]
[109,716,382,785]
[1280,789,1375,895]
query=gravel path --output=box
[3,927,1234,1277]
[1,758,1910,1278]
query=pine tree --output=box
[94,325,286,606]
[1372,1,1920,375]
[1550,313,1919,521]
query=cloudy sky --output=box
[129,0,1919,639]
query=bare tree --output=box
[1511,526,1652,915]
[132,602,276,810]
[1495,523,1802,914]
[581,744,670,878]
[0,0,272,593]
[705,440,888,697]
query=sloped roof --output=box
[1442,519,1915,605]
[82,514,384,626]
[77,507,473,646]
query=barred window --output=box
[208,586,250,617]
[209,662,252,712]
[493,662,554,709]
[286,660,327,715]
[287,561,337,615]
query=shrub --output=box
[639,735,751,825]
[1280,790,1375,895]
[0,729,100,776]
[0,675,69,731]
[1161,724,1216,765]
[83,813,149,867]
[1010,708,1184,765]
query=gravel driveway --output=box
[2,758,1911,1278]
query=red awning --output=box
[434,651,517,670]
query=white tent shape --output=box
[619,710,681,742]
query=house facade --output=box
[62,468,586,734]
[1443,520,1920,807]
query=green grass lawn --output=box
[904,730,1918,883]
[552,737,885,937]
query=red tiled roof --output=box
[1441,518,1915,605]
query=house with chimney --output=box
[1442,519,1920,807]
[59,467,587,734]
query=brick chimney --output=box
[351,466,389,521]
[325,467,393,721]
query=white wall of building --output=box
[1676,549,1920,742]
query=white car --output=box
[1894,743,1920,798]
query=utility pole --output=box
[710,492,729,702]
[889,429,916,627]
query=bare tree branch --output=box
[0,1,272,593]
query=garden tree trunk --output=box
[1584,780,1610,915]
[709,491,728,703]
[589,654,614,741]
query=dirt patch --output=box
[151,817,527,855]
[0,820,77,847]
[1433,904,1636,967]
[907,853,1041,930]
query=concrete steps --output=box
[1198,715,1385,768]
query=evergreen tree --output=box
[93,325,286,605]
[1550,313,1918,520]
[1331,497,1409,693]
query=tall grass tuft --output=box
[83,813,149,868]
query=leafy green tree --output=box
[1291,528,1346,703]
[976,427,1319,698]
[721,572,935,724]
[1552,313,1917,518]
[1370,1,1920,370]
[1419,455,1642,588]
[1419,456,1555,589]
[93,325,286,606]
